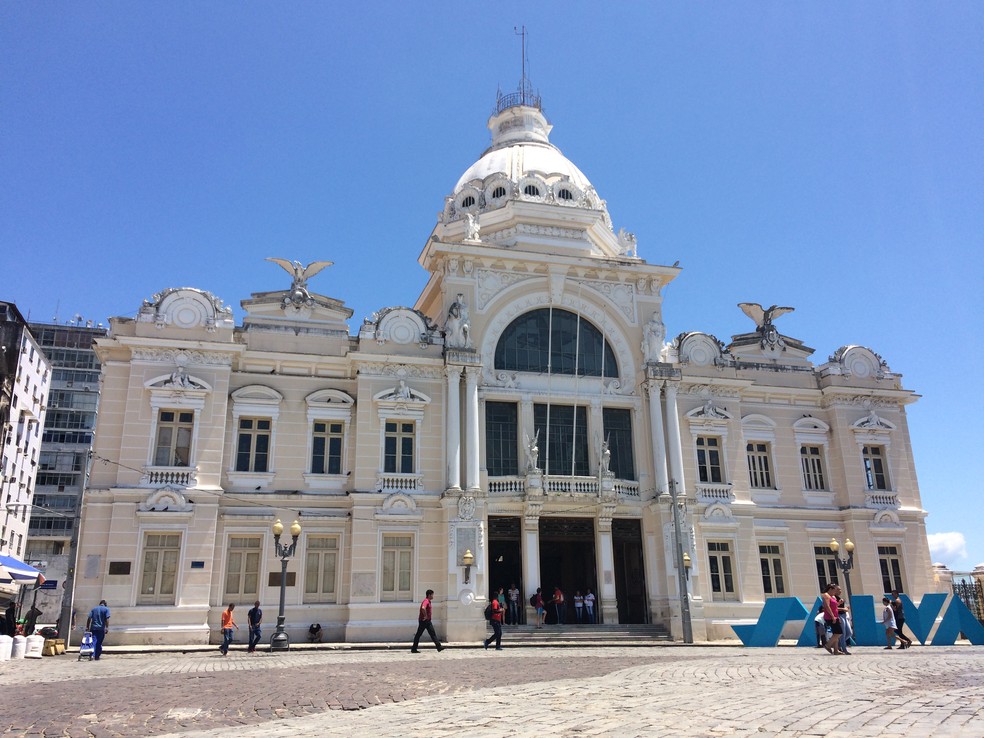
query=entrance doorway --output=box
[488,516,524,624]
[538,517,597,624]
[613,518,649,624]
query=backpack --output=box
[483,602,493,621]
[530,594,537,608]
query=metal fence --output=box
[952,576,984,625]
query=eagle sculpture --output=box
[265,258,334,290]
[737,303,795,329]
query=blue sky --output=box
[4,4,982,568]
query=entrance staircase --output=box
[485,623,673,647]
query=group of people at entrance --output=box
[528,586,596,627]
[817,584,913,655]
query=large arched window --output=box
[494,308,618,377]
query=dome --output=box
[453,114,595,194]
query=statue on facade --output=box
[165,366,195,389]
[523,429,540,473]
[600,438,612,474]
[266,258,334,307]
[465,212,481,241]
[617,228,638,257]
[738,302,795,351]
[445,293,472,349]
[641,310,666,363]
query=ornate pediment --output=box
[138,486,193,513]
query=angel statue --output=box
[266,258,334,307]
[523,429,540,473]
[600,438,612,474]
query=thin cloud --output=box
[928,532,967,566]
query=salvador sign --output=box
[731,594,984,647]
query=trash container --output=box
[0,634,12,661]
[10,634,26,659]
[25,634,44,659]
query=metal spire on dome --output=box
[495,25,541,115]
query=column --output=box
[596,522,619,624]
[664,382,686,492]
[445,366,462,491]
[523,517,541,623]
[647,381,669,494]
[464,367,481,492]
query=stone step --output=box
[486,623,673,643]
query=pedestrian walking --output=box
[821,583,845,655]
[219,602,238,655]
[86,600,110,661]
[891,590,912,648]
[507,582,520,625]
[246,600,262,653]
[881,597,897,649]
[411,589,444,653]
[484,587,504,651]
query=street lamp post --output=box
[669,480,693,644]
[830,537,856,606]
[270,518,301,651]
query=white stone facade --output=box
[72,94,936,645]
[1,302,51,600]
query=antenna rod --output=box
[515,25,527,92]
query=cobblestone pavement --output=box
[1,644,982,737]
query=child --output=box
[881,597,897,650]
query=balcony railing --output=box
[865,490,900,509]
[488,475,640,499]
[141,466,197,487]
[695,482,735,504]
[376,472,422,493]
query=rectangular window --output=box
[235,418,271,473]
[746,442,773,489]
[154,410,194,466]
[863,445,888,490]
[707,541,737,601]
[801,445,826,490]
[224,536,261,597]
[759,544,786,597]
[304,536,338,603]
[603,407,635,480]
[139,533,180,605]
[384,421,415,473]
[696,436,722,483]
[485,402,519,477]
[533,404,589,476]
[381,534,413,601]
[814,545,839,591]
[878,545,905,593]
[311,421,344,475]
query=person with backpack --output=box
[483,587,504,651]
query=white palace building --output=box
[74,88,936,645]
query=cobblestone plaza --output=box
[1,644,982,737]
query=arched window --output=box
[523,184,541,197]
[461,195,476,208]
[494,308,618,377]
[558,188,573,201]
[492,186,506,199]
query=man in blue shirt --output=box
[86,600,110,660]
[246,601,263,653]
